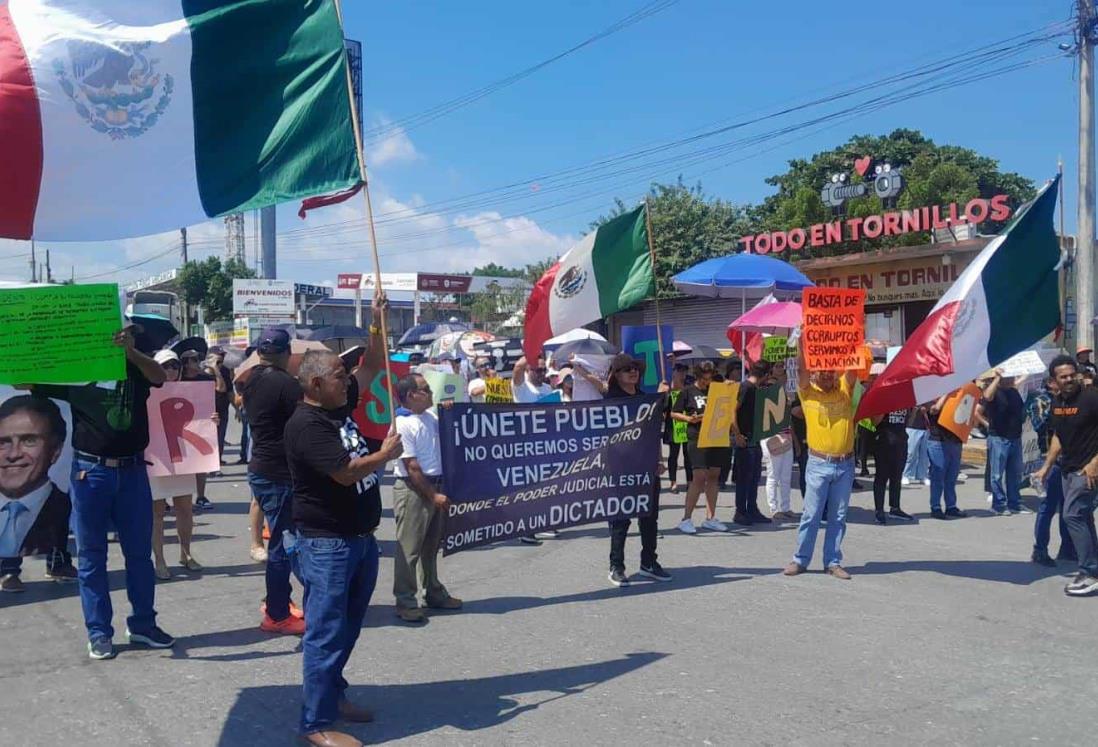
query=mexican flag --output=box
[855,176,1061,420]
[0,0,360,241]
[524,204,653,359]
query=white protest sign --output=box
[993,350,1047,378]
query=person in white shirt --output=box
[511,355,553,403]
[392,374,461,623]
[467,358,493,403]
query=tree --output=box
[752,129,1036,257]
[471,263,522,278]
[177,256,256,321]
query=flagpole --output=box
[643,196,667,382]
[334,0,396,420]
[1059,158,1068,345]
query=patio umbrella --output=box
[171,336,208,359]
[397,321,471,348]
[728,299,802,335]
[672,340,693,354]
[543,328,607,346]
[675,344,723,361]
[549,338,619,365]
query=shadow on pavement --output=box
[848,559,1071,585]
[171,624,301,663]
[215,651,667,745]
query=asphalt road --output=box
[2,429,1093,746]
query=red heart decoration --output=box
[854,156,872,177]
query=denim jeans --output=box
[733,445,763,516]
[0,547,73,577]
[1061,471,1098,577]
[294,534,379,735]
[70,458,157,641]
[1034,465,1075,557]
[793,455,854,569]
[988,436,1023,511]
[927,439,961,511]
[903,428,929,481]
[248,472,297,621]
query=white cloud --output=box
[364,119,421,168]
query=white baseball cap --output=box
[154,349,180,365]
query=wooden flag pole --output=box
[334,0,396,420]
[643,196,667,382]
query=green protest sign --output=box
[753,383,790,442]
[0,284,125,384]
[669,389,687,443]
[763,336,794,362]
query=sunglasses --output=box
[163,361,180,370]
[618,366,640,374]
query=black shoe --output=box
[1031,550,1056,567]
[851,480,864,490]
[126,626,175,649]
[519,536,542,546]
[608,568,630,587]
[195,496,213,510]
[931,509,947,520]
[1056,550,1078,563]
[732,512,754,526]
[889,508,914,521]
[748,512,772,524]
[638,562,672,582]
[87,637,116,660]
[945,507,968,518]
[875,511,887,525]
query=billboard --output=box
[232,279,295,317]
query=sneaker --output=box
[126,626,176,649]
[249,546,268,562]
[826,565,852,580]
[701,518,728,532]
[782,562,805,576]
[1010,507,1034,515]
[608,568,630,587]
[1065,573,1098,597]
[534,530,559,540]
[260,614,306,635]
[945,507,968,518]
[45,564,78,582]
[397,607,426,623]
[889,508,914,521]
[87,637,116,660]
[518,536,542,546]
[985,493,994,505]
[0,573,25,592]
[260,600,304,620]
[930,509,947,520]
[956,473,968,482]
[991,507,1009,516]
[1031,550,1056,567]
[732,512,754,526]
[638,562,672,582]
[875,511,887,525]
[677,518,697,535]
[922,479,931,487]
[901,477,911,486]
[195,496,213,510]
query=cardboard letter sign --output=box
[753,384,790,443]
[802,288,866,371]
[940,383,982,442]
[146,382,219,477]
[697,381,739,448]
[620,325,674,391]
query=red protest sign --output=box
[353,359,411,440]
[802,288,866,371]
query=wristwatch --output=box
[369,324,381,335]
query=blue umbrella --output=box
[671,254,814,299]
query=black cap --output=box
[257,328,291,355]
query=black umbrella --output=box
[125,313,179,355]
[171,336,209,359]
[675,344,724,361]
[549,338,620,362]
[340,346,365,371]
[397,321,471,348]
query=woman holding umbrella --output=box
[671,361,730,534]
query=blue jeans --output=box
[70,458,157,641]
[903,428,929,481]
[294,534,379,735]
[927,439,961,511]
[248,472,297,622]
[793,455,854,569]
[988,436,1023,511]
[1034,465,1075,557]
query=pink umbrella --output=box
[727,300,803,335]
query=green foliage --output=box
[177,256,256,321]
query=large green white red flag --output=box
[0,0,360,241]
[523,204,653,359]
[856,176,1062,420]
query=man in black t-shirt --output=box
[286,349,402,745]
[1035,355,1098,597]
[207,347,232,463]
[241,328,305,635]
[871,408,914,523]
[33,328,173,661]
[979,370,1028,515]
[731,360,772,526]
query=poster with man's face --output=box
[0,386,74,558]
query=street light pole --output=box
[1078,0,1096,347]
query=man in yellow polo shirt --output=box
[784,349,858,580]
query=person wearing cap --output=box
[783,347,857,580]
[240,327,306,636]
[1077,346,1097,379]
[148,350,208,579]
[31,327,173,660]
[467,358,494,403]
[605,354,670,586]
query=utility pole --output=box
[1078,0,1096,348]
[45,248,52,283]
[260,206,276,279]
[180,226,188,263]
[29,239,36,283]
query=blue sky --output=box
[0,0,1080,288]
